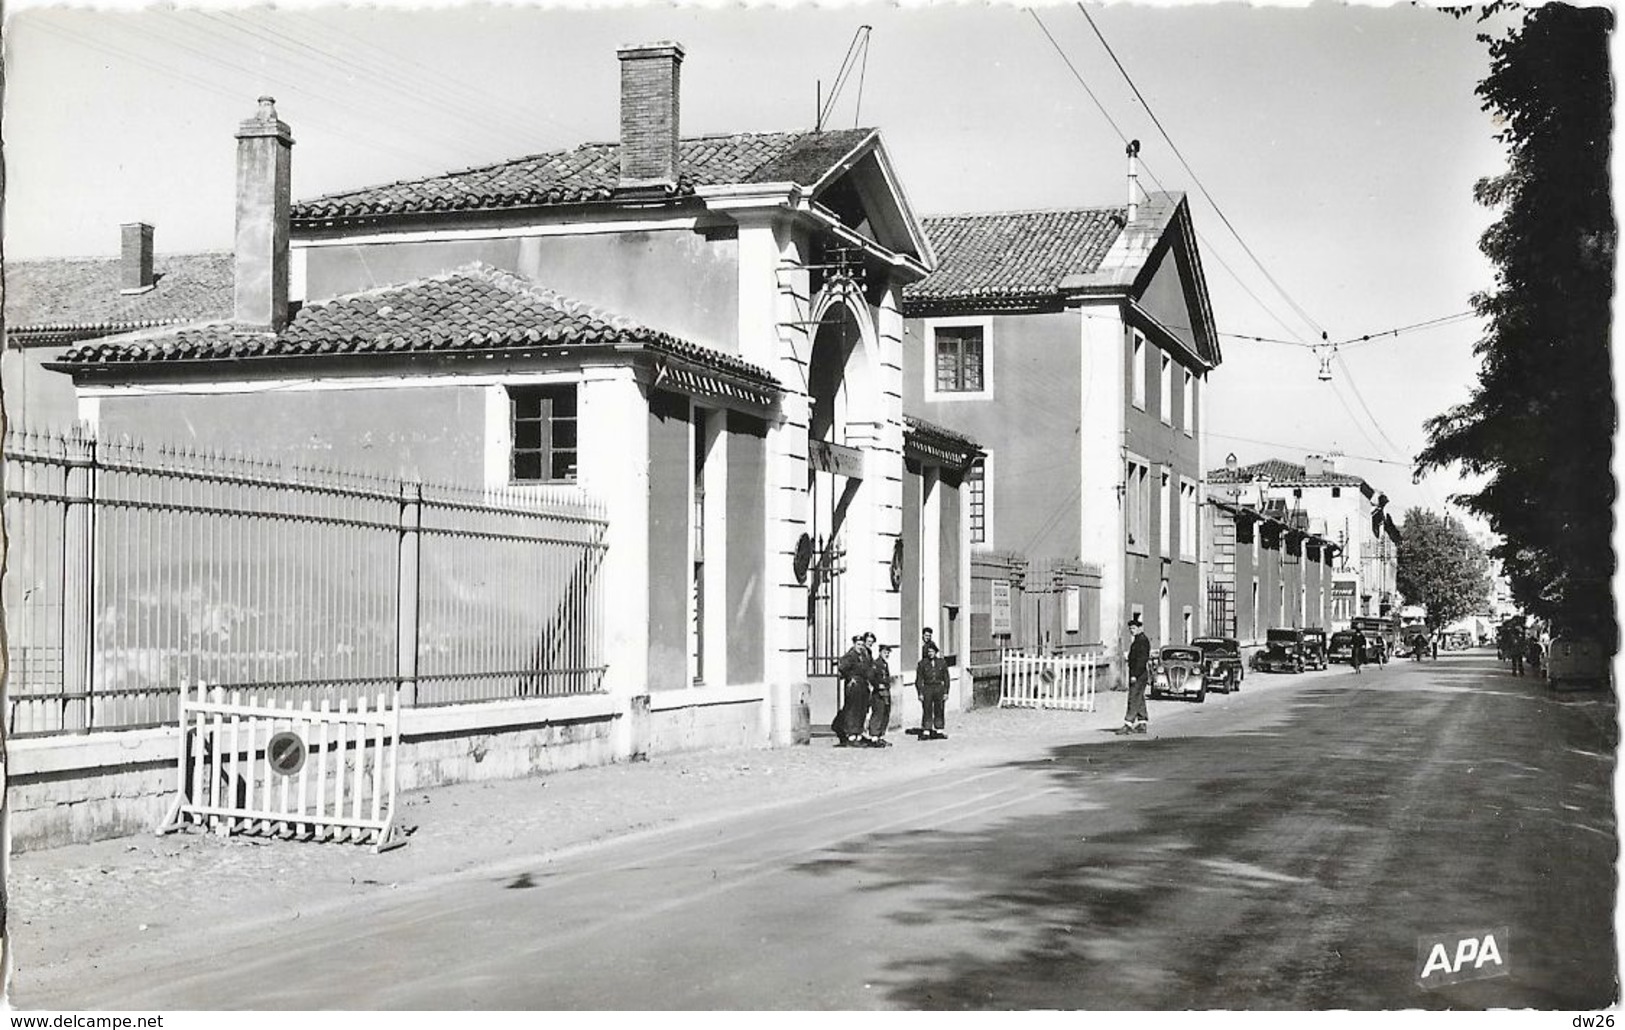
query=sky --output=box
[3,0,1525,534]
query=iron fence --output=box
[3,425,608,737]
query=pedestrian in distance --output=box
[1351,631,1365,674]
[1430,632,1440,660]
[1511,638,1525,676]
[863,644,895,747]
[916,641,951,740]
[1525,637,1543,678]
[832,634,870,747]
[1115,615,1151,735]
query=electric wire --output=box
[1078,3,1326,340]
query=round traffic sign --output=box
[267,731,307,777]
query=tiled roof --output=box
[1208,458,1367,489]
[6,253,234,336]
[56,263,779,388]
[903,413,983,468]
[291,129,876,224]
[902,207,1126,309]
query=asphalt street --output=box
[22,651,1618,1009]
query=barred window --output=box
[509,384,578,482]
[934,325,985,393]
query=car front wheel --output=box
[1194,685,1206,703]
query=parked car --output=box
[1328,630,1360,665]
[1301,628,1329,670]
[1149,645,1206,703]
[1192,637,1244,693]
[1254,628,1307,673]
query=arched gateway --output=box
[804,281,880,676]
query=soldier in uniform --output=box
[833,634,870,747]
[916,641,951,740]
[863,644,895,747]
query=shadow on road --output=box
[787,674,1618,1010]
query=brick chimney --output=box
[617,42,684,191]
[119,222,155,295]
[233,96,294,331]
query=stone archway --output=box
[804,283,881,675]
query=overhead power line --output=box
[1027,8,1314,346]
[1076,3,1326,341]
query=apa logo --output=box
[1416,926,1511,988]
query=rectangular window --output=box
[1159,467,1171,556]
[967,457,987,545]
[1125,458,1150,553]
[1159,353,1173,425]
[933,324,985,393]
[1182,369,1195,434]
[509,384,578,482]
[1131,332,1146,410]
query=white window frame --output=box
[1159,352,1173,425]
[1131,330,1147,411]
[924,316,994,401]
[1182,368,1195,436]
[1125,453,1150,555]
[967,450,993,548]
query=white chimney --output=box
[233,96,294,331]
[1324,450,1341,474]
[1125,139,1141,223]
[1306,454,1324,478]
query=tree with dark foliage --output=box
[1418,4,1615,649]
[1396,508,1492,633]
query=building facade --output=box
[900,187,1221,678]
[45,43,981,763]
[1205,496,1338,643]
[1208,454,1401,629]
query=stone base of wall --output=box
[8,686,784,853]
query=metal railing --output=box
[3,425,608,737]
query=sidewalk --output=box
[4,674,1315,1002]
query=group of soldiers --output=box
[831,628,953,747]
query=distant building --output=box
[1207,453,1401,628]
[4,234,232,426]
[1205,496,1338,642]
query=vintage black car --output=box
[1192,637,1244,693]
[1328,630,1361,664]
[1301,628,1329,670]
[1149,645,1206,703]
[1253,628,1307,673]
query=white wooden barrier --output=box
[159,684,404,852]
[999,650,1101,712]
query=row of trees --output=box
[1417,4,1615,649]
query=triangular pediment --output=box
[1133,201,1221,369]
[804,135,934,271]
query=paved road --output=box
[31,653,1619,1009]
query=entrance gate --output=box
[806,534,847,677]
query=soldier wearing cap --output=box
[832,634,871,747]
[1116,615,1151,735]
[916,637,951,740]
[862,643,895,747]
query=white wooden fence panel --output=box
[159,683,405,852]
[998,650,1102,712]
